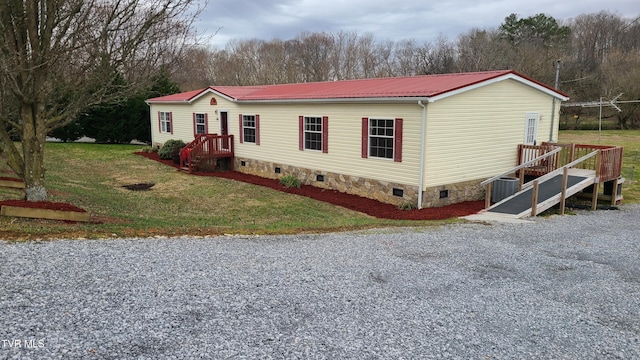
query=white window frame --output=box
[304,116,323,151]
[242,115,256,143]
[369,118,395,159]
[195,113,206,135]
[160,111,171,134]
[524,112,539,144]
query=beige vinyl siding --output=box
[233,102,423,186]
[151,98,423,186]
[150,95,237,144]
[423,79,556,188]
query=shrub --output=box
[280,175,301,188]
[397,201,417,211]
[158,139,186,160]
[140,146,157,153]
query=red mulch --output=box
[0,200,87,212]
[0,176,23,183]
[135,152,484,220]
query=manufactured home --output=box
[147,70,570,209]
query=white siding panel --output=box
[423,79,555,188]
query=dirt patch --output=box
[135,152,484,220]
[122,183,155,191]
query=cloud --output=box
[195,0,639,48]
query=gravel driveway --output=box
[1,205,639,359]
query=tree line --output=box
[54,11,640,145]
[171,12,640,129]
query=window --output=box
[299,116,328,153]
[369,118,395,159]
[242,115,256,143]
[305,116,322,150]
[194,113,207,135]
[159,112,172,134]
[524,112,539,144]
[361,117,402,162]
[239,114,260,144]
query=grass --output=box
[0,143,448,240]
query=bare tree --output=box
[0,0,201,201]
[394,39,419,76]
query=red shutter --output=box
[322,116,328,153]
[255,114,260,145]
[394,118,403,162]
[238,114,243,143]
[361,117,369,158]
[169,112,173,134]
[192,112,196,137]
[204,113,209,134]
[158,112,161,133]
[299,116,304,151]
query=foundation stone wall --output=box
[234,157,485,209]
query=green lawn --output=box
[0,143,444,240]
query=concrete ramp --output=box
[482,169,596,219]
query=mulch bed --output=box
[0,200,87,213]
[0,176,24,183]
[135,152,484,220]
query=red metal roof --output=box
[146,70,567,103]
[146,88,207,103]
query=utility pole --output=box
[549,60,560,142]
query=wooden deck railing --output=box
[520,143,624,183]
[180,134,234,173]
[517,144,561,177]
[540,143,624,182]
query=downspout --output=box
[549,60,561,142]
[417,100,428,209]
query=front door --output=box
[220,111,229,149]
[524,112,539,144]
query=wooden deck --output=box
[180,134,234,173]
[517,142,623,183]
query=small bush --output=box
[140,146,157,153]
[280,175,301,188]
[397,201,417,211]
[158,139,186,160]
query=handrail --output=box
[181,134,234,173]
[480,147,562,186]
[521,150,598,190]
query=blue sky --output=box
[197,0,639,48]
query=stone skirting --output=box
[234,157,485,208]
[420,179,486,208]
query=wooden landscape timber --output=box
[0,205,91,222]
[0,178,25,189]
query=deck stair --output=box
[180,134,234,173]
[472,143,624,221]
